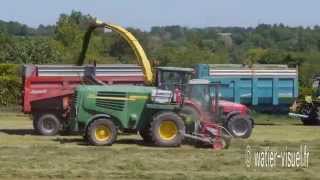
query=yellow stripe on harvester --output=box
[87,94,148,101]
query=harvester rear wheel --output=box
[87,119,117,146]
[150,112,185,147]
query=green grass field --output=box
[0,113,319,180]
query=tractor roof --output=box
[157,66,193,72]
[188,79,211,85]
[76,85,155,93]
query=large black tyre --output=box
[35,114,61,136]
[150,112,185,147]
[181,106,200,134]
[226,115,252,138]
[301,117,320,125]
[87,119,117,146]
[300,107,320,125]
[32,115,38,132]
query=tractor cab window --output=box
[158,71,191,91]
[186,84,211,110]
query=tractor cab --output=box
[182,79,232,149]
[182,79,253,139]
[184,79,226,122]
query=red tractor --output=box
[181,79,253,139]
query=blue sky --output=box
[0,0,319,30]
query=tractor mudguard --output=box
[225,111,254,127]
[225,111,240,127]
[86,114,121,129]
[226,111,241,121]
[88,114,111,123]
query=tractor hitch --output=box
[288,112,309,119]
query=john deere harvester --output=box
[69,80,234,149]
[70,85,185,147]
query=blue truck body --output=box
[195,64,299,111]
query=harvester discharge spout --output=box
[77,20,154,85]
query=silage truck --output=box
[23,20,253,139]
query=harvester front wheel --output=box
[87,119,117,146]
[150,112,185,147]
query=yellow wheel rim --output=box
[159,120,178,141]
[95,125,111,142]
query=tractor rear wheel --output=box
[227,115,252,138]
[87,119,117,146]
[150,112,185,147]
[35,113,61,136]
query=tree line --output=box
[0,11,320,87]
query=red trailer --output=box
[22,64,145,135]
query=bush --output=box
[298,87,317,100]
[0,64,21,106]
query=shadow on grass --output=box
[255,122,304,126]
[0,129,37,135]
[0,129,81,136]
[53,137,87,145]
[52,137,164,147]
[116,138,155,146]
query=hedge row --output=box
[0,64,21,106]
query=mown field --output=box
[0,113,319,180]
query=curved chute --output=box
[77,20,153,85]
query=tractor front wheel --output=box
[150,112,185,147]
[87,119,117,146]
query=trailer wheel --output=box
[87,119,117,146]
[150,112,185,147]
[36,114,61,136]
[227,115,252,138]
